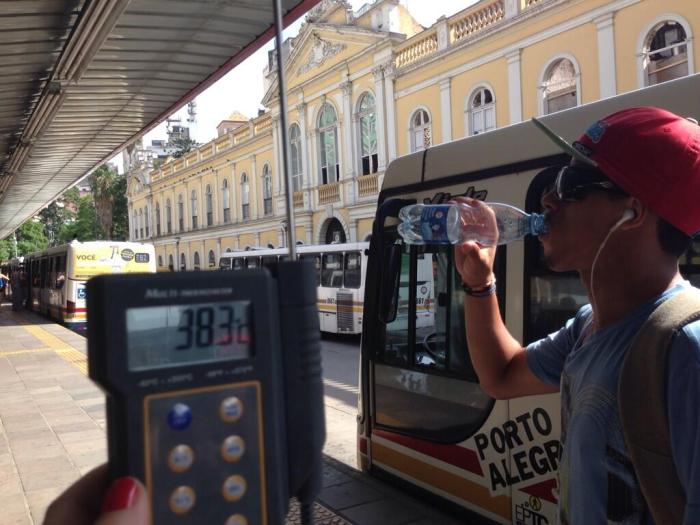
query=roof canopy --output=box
[0,0,320,239]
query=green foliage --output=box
[170,136,197,158]
[0,239,13,261]
[16,221,48,256]
[58,195,103,244]
[110,175,129,240]
[39,202,74,246]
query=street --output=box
[320,333,361,468]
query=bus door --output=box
[319,252,343,332]
[369,224,513,521]
[341,250,362,333]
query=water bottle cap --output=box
[530,213,548,236]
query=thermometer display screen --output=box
[126,301,251,371]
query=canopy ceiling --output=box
[0,0,321,239]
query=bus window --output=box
[219,258,232,270]
[343,251,361,288]
[261,256,278,270]
[680,240,700,287]
[245,257,259,269]
[525,166,586,344]
[300,254,320,285]
[321,253,342,288]
[56,255,66,289]
[233,259,244,270]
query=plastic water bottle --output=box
[397,203,547,246]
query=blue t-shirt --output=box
[526,282,700,524]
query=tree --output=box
[170,136,197,158]
[16,220,48,255]
[90,165,118,239]
[110,175,129,240]
[58,195,102,244]
[39,202,73,246]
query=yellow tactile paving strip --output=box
[12,323,88,375]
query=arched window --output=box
[180,253,186,271]
[144,206,150,238]
[241,173,250,220]
[191,190,198,229]
[262,164,272,215]
[208,250,216,268]
[222,179,230,223]
[410,109,431,152]
[177,194,184,231]
[168,254,174,270]
[138,209,144,239]
[158,255,163,267]
[542,58,578,115]
[205,185,213,226]
[289,124,303,192]
[643,21,689,86]
[318,103,339,184]
[155,202,161,236]
[166,199,172,234]
[357,93,377,175]
[467,87,496,136]
[193,251,201,271]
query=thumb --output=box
[95,477,150,525]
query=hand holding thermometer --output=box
[87,262,325,524]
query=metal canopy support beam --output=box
[274,0,297,260]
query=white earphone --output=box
[610,209,635,231]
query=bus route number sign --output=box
[134,253,150,263]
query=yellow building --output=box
[127,0,699,271]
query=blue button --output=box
[168,403,192,430]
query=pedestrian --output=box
[10,269,23,311]
[454,107,700,523]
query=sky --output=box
[110,0,479,172]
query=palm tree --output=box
[90,165,117,239]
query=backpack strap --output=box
[618,289,700,525]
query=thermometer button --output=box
[167,403,192,431]
[221,435,245,462]
[168,444,194,473]
[222,475,247,502]
[225,514,249,525]
[169,486,196,514]
[220,397,243,423]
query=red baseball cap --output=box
[533,107,700,236]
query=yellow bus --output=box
[26,241,156,332]
[357,74,700,523]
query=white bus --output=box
[25,241,156,332]
[219,243,370,334]
[357,74,700,524]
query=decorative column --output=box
[216,238,221,268]
[595,13,617,99]
[340,80,355,179]
[439,77,452,143]
[198,174,204,229]
[213,169,220,225]
[271,115,281,194]
[250,154,258,219]
[373,65,388,172]
[506,49,523,124]
[297,103,310,190]
[127,203,134,240]
[383,61,397,164]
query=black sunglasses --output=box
[554,165,626,202]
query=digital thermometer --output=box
[87,262,325,524]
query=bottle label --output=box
[420,205,452,244]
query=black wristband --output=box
[462,280,497,297]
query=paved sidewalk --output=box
[0,305,460,525]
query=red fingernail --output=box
[102,477,138,512]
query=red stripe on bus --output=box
[60,307,87,313]
[372,429,483,476]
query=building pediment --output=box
[262,25,388,106]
